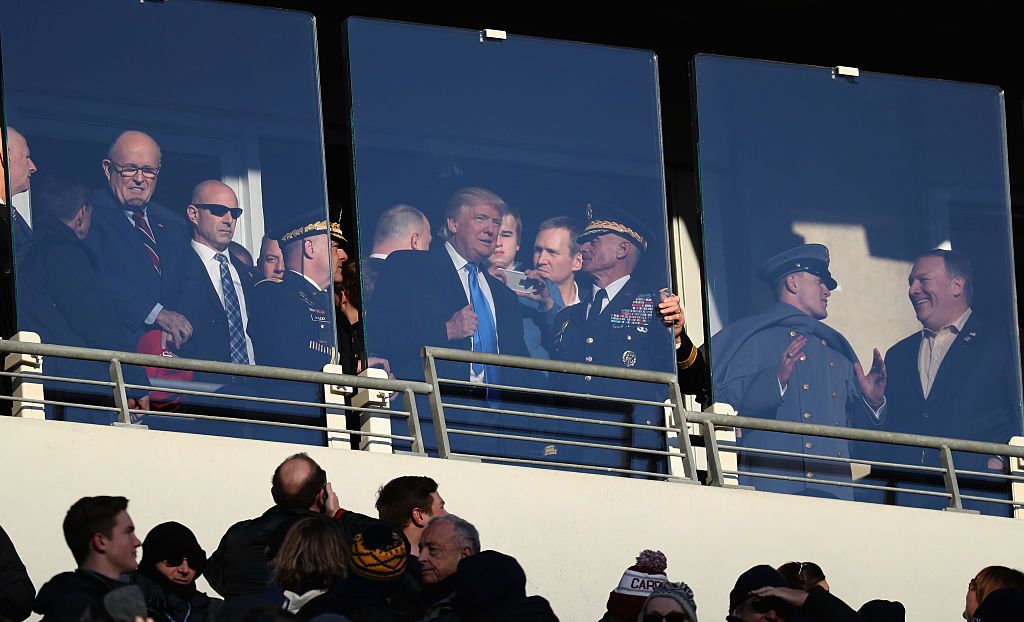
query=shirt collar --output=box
[445,240,471,271]
[924,307,972,338]
[593,274,631,303]
[191,239,230,264]
[288,269,326,292]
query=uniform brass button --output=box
[803,412,812,420]
[789,330,797,337]
[831,391,838,398]
[802,383,810,390]
[799,354,807,361]
[804,442,813,449]
[585,337,594,344]
[806,472,815,479]
[584,356,593,363]
[828,361,835,368]
[584,375,592,381]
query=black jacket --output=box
[802,586,861,622]
[131,574,221,622]
[18,214,149,396]
[34,570,125,622]
[205,506,321,600]
[0,525,34,622]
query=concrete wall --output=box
[2,416,1022,621]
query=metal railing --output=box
[0,336,431,454]
[3,336,1023,516]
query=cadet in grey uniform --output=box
[710,244,886,499]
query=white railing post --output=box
[3,332,45,419]
[1011,436,1023,519]
[322,363,353,450]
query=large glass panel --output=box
[694,54,1022,514]
[0,0,331,443]
[347,18,678,473]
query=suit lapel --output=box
[430,244,471,305]
[189,248,225,310]
[927,316,978,403]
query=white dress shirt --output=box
[587,274,630,319]
[919,308,972,399]
[192,240,255,364]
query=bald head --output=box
[191,180,236,205]
[372,204,432,255]
[3,127,37,197]
[187,180,240,252]
[103,131,161,209]
[271,453,327,510]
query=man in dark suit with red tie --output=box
[86,130,192,350]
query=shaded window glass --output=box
[347,18,678,473]
[693,54,1023,514]
[1,0,331,443]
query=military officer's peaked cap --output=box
[577,201,650,252]
[330,217,350,252]
[756,243,838,290]
[271,210,331,248]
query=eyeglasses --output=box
[108,161,161,179]
[642,614,689,622]
[161,556,192,567]
[193,203,243,219]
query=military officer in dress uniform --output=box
[709,244,886,499]
[548,204,680,474]
[248,211,344,371]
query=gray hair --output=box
[373,204,429,246]
[428,514,480,554]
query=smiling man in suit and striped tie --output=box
[87,130,192,350]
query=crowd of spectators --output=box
[1,453,1022,622]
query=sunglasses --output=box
[642,614,689,622]
[161,556,192,567]
[193,203,243,219]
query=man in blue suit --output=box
[86,130,192,350]
[878,249,1022,515]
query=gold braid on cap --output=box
[280,220,328,243]
[330,221,348,242]
[584,220,647,251]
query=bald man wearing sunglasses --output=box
[163,180,255,369]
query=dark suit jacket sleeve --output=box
[42,242,150,394]
[366,252,460,380]
[676,332,710,402]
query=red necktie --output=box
[131,211,161,273]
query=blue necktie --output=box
[465,263,499,382]
[215,254,250,364]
